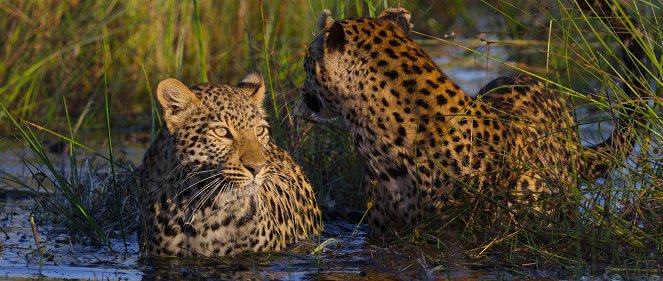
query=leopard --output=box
[138,71,322,257]
[301,3,647,235]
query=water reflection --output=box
[2,192,479,280]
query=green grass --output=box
[0,0,660,275]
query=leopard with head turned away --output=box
[139,72,322,256]
[301,3,647,234]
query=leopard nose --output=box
[244,163,264,176]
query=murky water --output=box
[2,195,518,280]
[0,196,136,279]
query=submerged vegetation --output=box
[0,0,661,277]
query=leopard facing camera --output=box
[138,71,321,257]
[301,5,646,235]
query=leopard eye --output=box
[256,126,269,137]
[212,127,232,139]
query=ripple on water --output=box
[1,194,477,280]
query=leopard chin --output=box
[240,179,263,190]
[310,112,340,122]
[212,183,259,207]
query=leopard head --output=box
[156,72,271,190]
[302,8,413,120]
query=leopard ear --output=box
[156,78,199,131]
[318,9,334,30]
[326,20,346,52]
[378,8,413,34]
[316,10,345,53]
[237,70,266,105]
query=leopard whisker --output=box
[183,168,216,180]
[175,170,224,200]
[216,180,235,197]
[204,181,239,216]
[183,177,226,210]
[292,94,309,127]
[188,179,224,222]
[184,178,230,223]
[149,162,185,193]
[277,98,296,127]
[175,168,218,198]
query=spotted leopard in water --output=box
[139,72,322,256]
[302,6,645,234]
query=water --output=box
[2,195,505,280]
